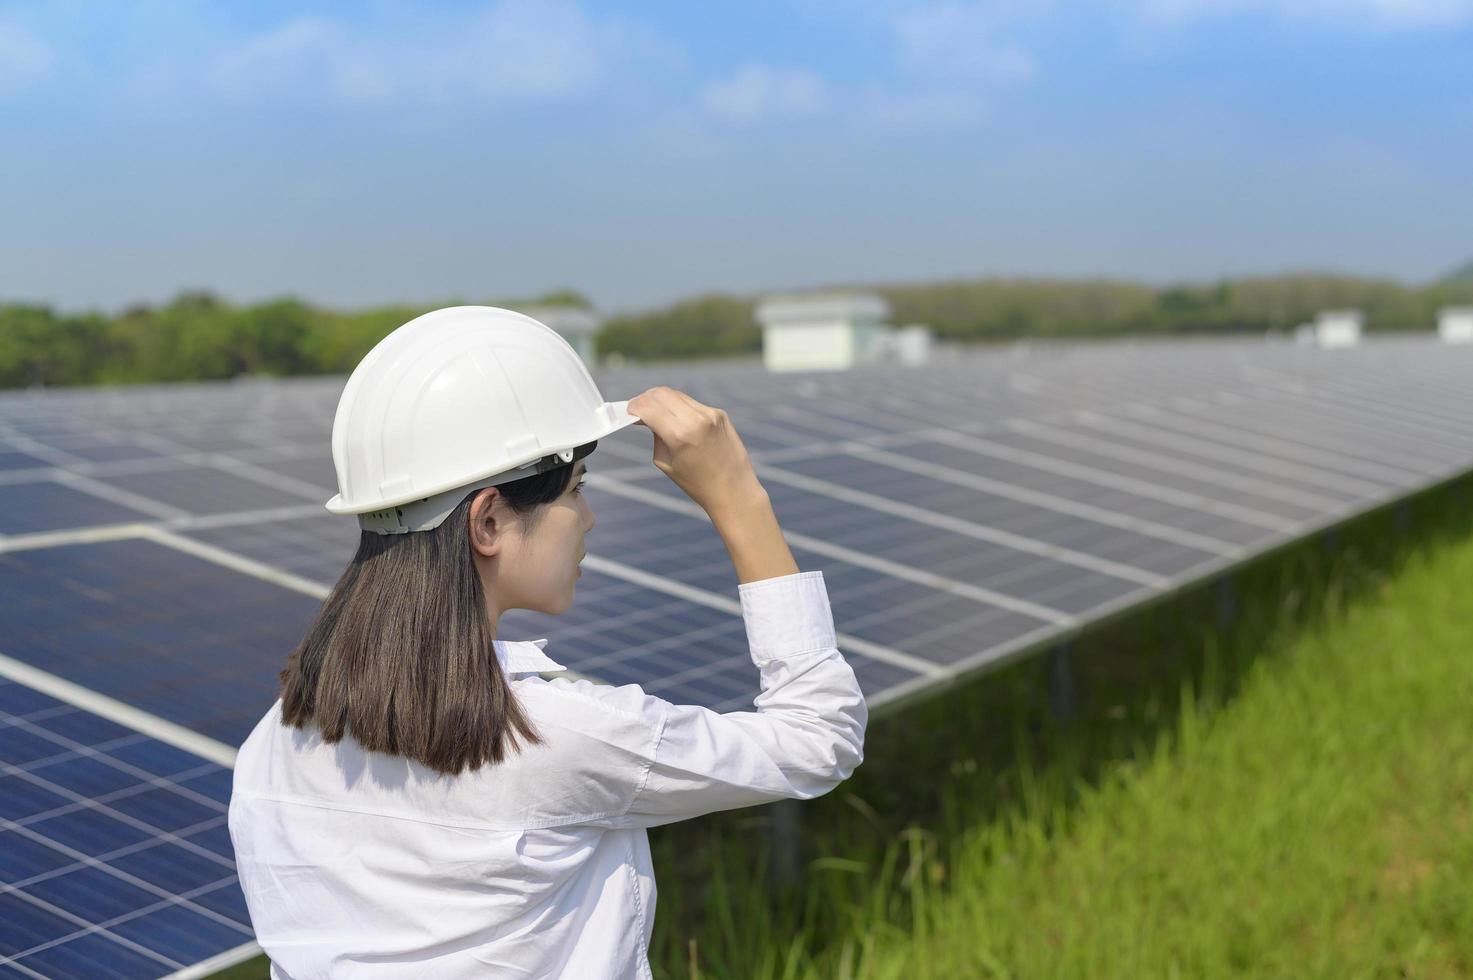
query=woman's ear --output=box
[468,488,504,558]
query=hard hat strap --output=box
[357,446,585,535]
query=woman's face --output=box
[470,460,594,620]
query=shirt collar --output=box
[493,637,567,675]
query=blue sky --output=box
[2,0,1470,314]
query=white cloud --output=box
[0,21,54,95]
[203,0,680,106]
[799,1,1038,130]
[857,86,989,128]
[1137,0,1473,26]
[699,65,830,120]
[894,2,1039,83]
[1370,0,1473,23]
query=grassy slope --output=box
[823,527,1473,979]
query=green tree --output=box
[598,295,759,361]
[0,305,58,387]
[233,298,316,375]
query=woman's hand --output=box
[626,387,765,517]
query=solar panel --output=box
[1,339,1470,684]
[768,450,1224,577]
[0,448,50,472]
[972,426,1348,522]
[86,464,316,518]
[0,677,254,977]
[888,435,1285,546]
[237,451,341,493]
[26,433,171,465]
[0,539,321,745]
[2,335,1472,962]
[499,564,926,712]
[183,514,360,586]
[0,480,169,536]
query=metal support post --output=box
[1047,642,1076,723]
[1215,574,1237,630]
[768,798,803,889]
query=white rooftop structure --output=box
[753,292,898,372]
[1312,309,1364,349]
[520,305,602,366]
[1438,307,1473,345]
[871,324,934,366]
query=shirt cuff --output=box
[737,570,837,664]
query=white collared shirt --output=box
[228,570,867,979]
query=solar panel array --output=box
[2,334,1472,974]
[0,679,251,977]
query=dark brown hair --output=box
[279,442,596,774]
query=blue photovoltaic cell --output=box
[772,451,1225,578]
[575,489,1055,666]
[0,678,252,978]
[92,464,312,517]
[500,564,924,713]
[1034,415,1386,501]
[609,473,1147,616]
[963,429,1336,525]
[0,538,320,745]
[31,436,169,465]
[577,489,767,595]
[186,490,1056,672]
[785,545,1052,664]
[878,438,1284,549]
[0,449,49,472]
[0,481,158,535]
[135,431,272,455]
[183,513,360,588]
[247,452,339,493]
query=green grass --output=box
[823,515,1473,978]
[214,479,1473,980]
[642,480,1473,979]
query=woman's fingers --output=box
[622,386,758,514]
[663,387,707,412]
[628,389,675,430]
[630,387,696,434]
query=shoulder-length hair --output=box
[278,441,596,775]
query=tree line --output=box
[3,271,1470,389]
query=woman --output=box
[228,306,868,978]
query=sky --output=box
[2,0,1470,315]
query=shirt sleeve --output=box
[552,570,868,831]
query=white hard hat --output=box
[325,305,639,535]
